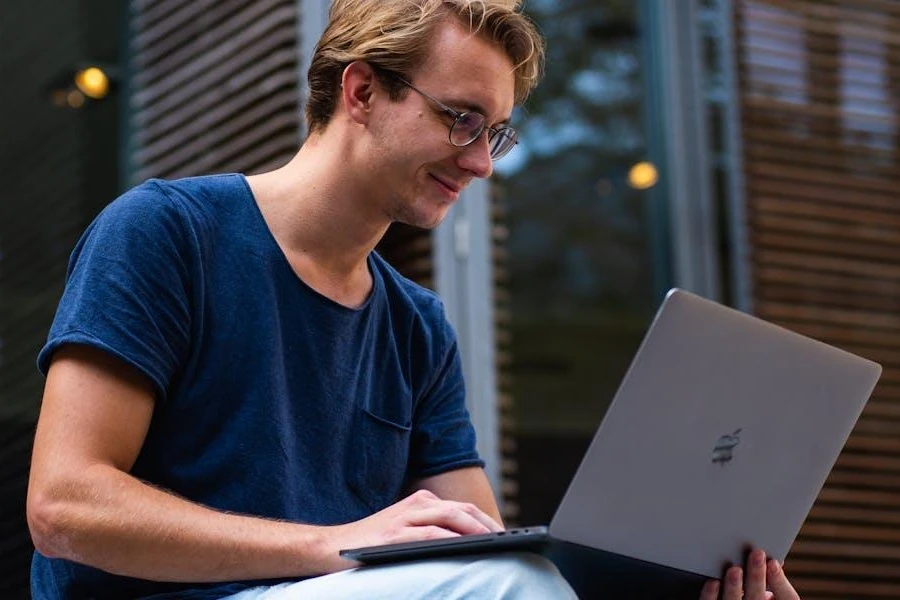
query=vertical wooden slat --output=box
[491,190,519,521]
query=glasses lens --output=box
[450,112,485,146]
[488,127,517,160]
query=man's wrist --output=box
[285,522,343,576]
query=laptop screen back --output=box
[549,289,881,578]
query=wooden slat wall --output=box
[736,1,900,597]
[376,225,435,290]
[127,0,517,517]
[128,0,302,180]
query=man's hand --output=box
[699,549,800,600]
[321,489,504,571]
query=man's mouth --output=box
[431,174,463,196]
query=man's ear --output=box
[341,61,379,125]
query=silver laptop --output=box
[341,288,881,580]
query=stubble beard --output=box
[388,190,450,231]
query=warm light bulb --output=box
[74,67,110,100]
[627,161,659,190]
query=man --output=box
[27,0,799,598]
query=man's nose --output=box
[457,133,494,179]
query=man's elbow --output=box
[27,487,73,559]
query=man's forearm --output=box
[28,463,340,582]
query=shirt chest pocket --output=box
[347,391,413,513]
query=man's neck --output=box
[245,140,390,308]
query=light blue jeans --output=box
[225,552,578,599]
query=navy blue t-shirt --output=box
[33,174,484,599]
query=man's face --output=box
[368,20,516,230]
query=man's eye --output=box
[457,113,484,131]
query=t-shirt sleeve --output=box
[407,319,485,479]
[37,182,193,401]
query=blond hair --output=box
[305,0,545,134]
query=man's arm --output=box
[27,345,501,581]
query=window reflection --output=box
[839,26,895,155]
[743,1,810,107]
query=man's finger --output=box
[408,525,463,541]
[767,560,800,600]
[722,566,744,600]
[399,492,502,532]
[744,549,767,599]
[450,500,504,532]
[407,505,493,535]
[699,579,719,600]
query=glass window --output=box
[496,0,672,524]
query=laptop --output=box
[341,289,881,585]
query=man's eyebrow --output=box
[446,97,512,126]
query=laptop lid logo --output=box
[712,429,742,465]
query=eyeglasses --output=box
[396,77,517,161]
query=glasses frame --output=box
[395,76,517,161]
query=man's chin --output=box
[417,215,447,231]
[393,207,451,231]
